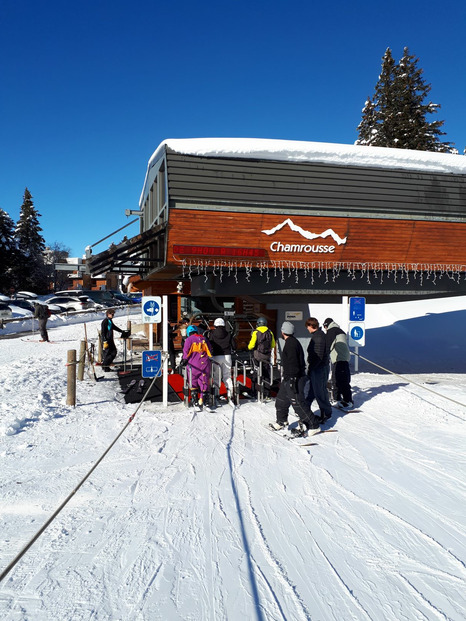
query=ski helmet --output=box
[256,316,267,326]
[186,325,198,336]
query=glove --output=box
[122,330,131,339]
[103,341,109,350]
[180,358,188,367]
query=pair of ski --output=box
[190,399,236,413]
[122,379,146,395]
[267,423,338,446]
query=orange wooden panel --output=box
[167,210,466,267]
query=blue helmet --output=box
[186,325,198,336]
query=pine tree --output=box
[0,208,18,293]
[356,96,378,146]
[356,47,454,152]
[14,188,48,292]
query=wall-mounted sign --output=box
[173,245,265,258]
[261,218,347,255]
[285,311,303,321]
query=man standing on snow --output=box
[209,317,235,402]
[270,321,321,436]
[248,316,275,400]
[323,318,354,411]
[182,325,213,409]
[305,317,332,423]
[34,302,50,342]
[101,309,129,372]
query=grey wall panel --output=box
[165,152,466,221]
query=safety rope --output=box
[0,372,160,583]
[355,352,466,409]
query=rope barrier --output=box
[0,372,160,583]
[354,352,466,409]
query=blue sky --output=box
[1,0,465,258]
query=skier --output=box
[270,321,321,436]
[248,316,275,399]
[34,302,50,342]
[209,317,235,403]
[305,317,333,422]
[101,309,129,372]
[323,318,354,410]
[182,325,212,408]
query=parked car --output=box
[8,299,36,314]
[44,302,66,315]
[128,291,142,303]
[110,291,135,305]
[46,295,92,312]
[16,291,38,300]
[55,290,118,308]
[0,302,13,319]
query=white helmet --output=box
[214,317,225,327]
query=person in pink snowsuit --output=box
[182,325,213,404]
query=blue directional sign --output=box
[142,296,162,324]
[349,296,366,322]
[348,322,365,347]
[142,350,162,377]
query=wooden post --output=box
[97,330,102,363]
[126,320,132,350]
[77,340,86,381]
[67,350,76,406]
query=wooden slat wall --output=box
[166,211,466,267]
[165,152,466,220]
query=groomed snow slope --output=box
[0,299,465,620]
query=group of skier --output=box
[179,313,353,430]
[101,308,353,432]
[270,316,354,438]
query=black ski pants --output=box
[330,361,352,403]
[102,338,117,369]
[275,376,320,429]
[38,318,48,342]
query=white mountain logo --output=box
[261,218,347,246]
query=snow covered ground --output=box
[0,297,465,620]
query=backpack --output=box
[255,329,272,361]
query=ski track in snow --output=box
[0,312,466,620]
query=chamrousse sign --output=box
[262,218,347,255]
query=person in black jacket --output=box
[270,321,321,436]
[209,317,235,400]
[34,303,50,342]
[101,309,129,372]
[305,317,332,422]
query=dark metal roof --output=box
[87,224,166,276]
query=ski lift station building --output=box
[88,138,466,326]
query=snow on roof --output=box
[140,137,466,205]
